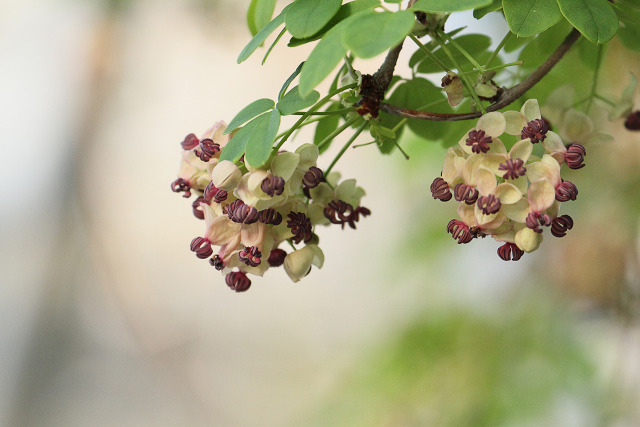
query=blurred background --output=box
[1,0,640,425]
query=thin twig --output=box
[380,28,581,122]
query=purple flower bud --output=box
[551,215,574,238]
[454,183,479,205]
[625,111,640,131]
[267,248,287,267]
[497,242,524,261]
[287,212,313,244]
[192,196,206,220]
[181,133,199,150]
[190,237,213,259]
[521,118,549,143]
[556,180,578,202]
[447,219,474,244]
[261,175,285,197]
[303,167,324,189]
[477,194,501,215]
[171,178,191,198]
[465,129,492,154]
[225,271,251,292]
[239,246,262,267]
[430,177,452,201]
[565,144,586,169]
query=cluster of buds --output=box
[172,121,369,292]
[430,99,589,261]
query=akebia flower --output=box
[172,124,370,291]
[433,100,586,261]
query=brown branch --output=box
[373,42,403,93]
[380,28,582,121]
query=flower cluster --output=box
[172,121,369,292]
[430,99,588,261]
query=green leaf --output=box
[299,19,349,97]
[503,0,562,37]
[285,0,343,39]
[313,104,342,153]
[618,24,640,52]
[342,11,415,59]
[224,98,275,135]
[279,62,305,100]
[238,4,291,63]
[473,0,502,19]
[247,0,277,36]
[288,0,381,47]
[556,0,619,44]
[245,109,281,168]
[411,0,492,13]
[220,112,269,162]
[277,86,321,115]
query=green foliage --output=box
[299,20,349,96]
[472,0,502,19]
[247,0,277,36]
[556,0,619,44]
[411,0,492,13]
[224,98,275,135]
[313,104,343,153]
[503,0,562,37]
[285,0,342,39]
[342,11,416,59]
[237,4,291,63]
[244,109,281,167]
[615,1,640,51]
[304,297,602,427]
[277,86,320,115]
[288,0,381,47]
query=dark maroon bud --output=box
[261,175,285,197]
[258,208,283,225]
[521,118,549,143]
[551,214,574,238]
[303,166,324,189]
[499,158,527,180]
[565,144,586,169]
[477,194,501,215]
[226,199,259,224]
[430,177,452,201]
[465,129,492,154]
[556,180,578,202]
[267,248,287,267]
[204,181,228,203]
[453,183,479,205]
[287,212,313,244]
[181,133,199,150]
[525,212,552,233]
[446,219,474,244]
[195,138,221,162]
[171,178,192,198]
[497,242,524,261]
[239,246,262,267]
[190,237,213,259]
[225,271,251,292]
[192,196,206,220]
[625,111,640,131]
[209,254,225,270]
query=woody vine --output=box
[172,0,640,292]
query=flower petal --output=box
[501,199,529,223]
[271,152,300,181]
[283,244,324,283]
[542,131,565,154]
[503,111,526,135]
[477,111,506,138]
[495,182,523,204]
[528,178,555,212]
[475,166,497,195]
[509,139,533,162]
[561,109,593,143]
[521,99,541,122]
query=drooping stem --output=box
[273,83,357,151]
[317,116,360,151]
[325,122,368,175]
[587,44,604,113]
[381,28,581,121]
[485,31,513,68]
[408,34,451,73]
[438,30,483,71]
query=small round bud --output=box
[303,166,324,189]
[430,177,452,201]
[624,111,640,131]
[267,248,287,267]
[225,271,251,292]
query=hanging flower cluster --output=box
[172,121,370,292]
[430,99,589,261]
